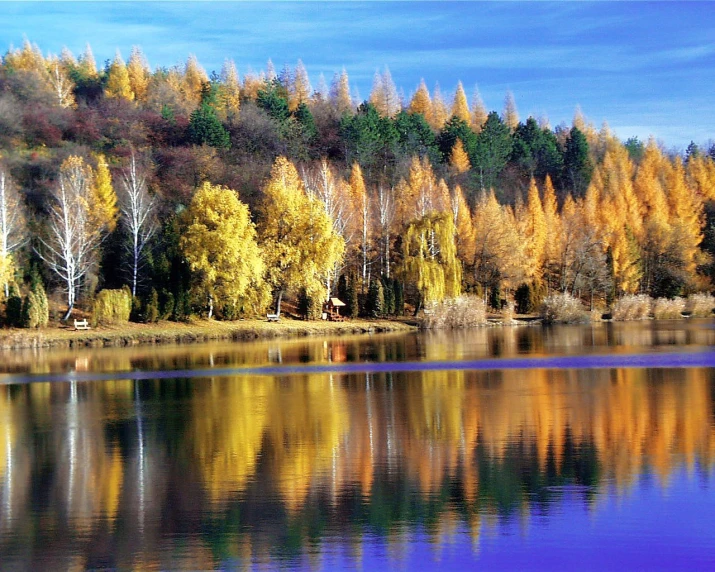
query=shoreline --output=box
[0,317,418,351]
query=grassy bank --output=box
[0,317,417,351]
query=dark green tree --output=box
[393,279,404,316]
[365,279,384,318]
[562,127,593,197]
[393,111,440,163]
[471,112,513,191]
[256,79,291,123]
[437,116,477,163]
[511,117,563,180]
[624,136,645,163]
[187,103,230,148]
[340,102,398,172]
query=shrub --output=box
[91,287,132,326]
[423,295,487,329]
[365,280,384,318]
[297,287,322,320]
[382,277,395,315]
[161,290,175,320]
[612,294,652,321]
[686,293,715,317]
[540,293,590,324]
[21,291,43,328]
[393,279,404,316]
[145,288,160,323]
[24,279,49,328]
[501,300,516,324]
[5,284,23,327]
[653,297,686,320]
[347,278,359,319]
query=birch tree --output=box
[119,154,156,297]
[37,156,100,319]
[0,168,26,296]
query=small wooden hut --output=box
[324,298,347,321]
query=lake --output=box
[1,320,714,570]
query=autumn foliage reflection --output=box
[0,357,713,567]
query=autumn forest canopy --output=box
[1,40,715,324]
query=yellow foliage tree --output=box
[502,90,519,132]
[472,190,526,294]
[451,81,470,123]
[77,43,98,78]
[91,154,118,233]
[430,83,449,130]
[349,162,371,286]
[369,66,400,118]
[449,138,471,175]
[666,157,705,285]
[409,79,432,119]
[291,59,312,111]
[216,59,241,121]
[259,157,345,315]
[522,177,547,281]
[470,86,488,132]
[180,182,266,319]
[451,185,475,267]
[127,46,150,102]
[542,175,563,282]
[330,68,353,115]
[401,211,461,305]
[104,51,134,101]
[183,54,208,107]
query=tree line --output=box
[1,40,714,324]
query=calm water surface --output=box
[0,321,714,570]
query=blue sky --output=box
[3,1,714,149]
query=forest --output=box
[0,40,714,325]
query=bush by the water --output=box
[612,294,652,321]
[540,293,589,323]
[686,293,715,317]
[91,287,132,326]
[501,301,516,324]
[653,297,686,320]
[423,295,486,329]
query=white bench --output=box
[74,319,90,330]
[266,313,280,322]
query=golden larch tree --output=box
[78,43,98,78]
[522,177,547,281]
[451,81,470,123]
[291,59,312,111]
[449,138,471,175]
[470,87,488,133]
[665,157,705,284]
[451,184,475,267]
[127,46,150,102]
[330,68,353,115]
[369,66,400,118]
[182,54,208,107]
[104,51,134,101]
[216,59,241,121]
[349,162,371,286]
[502,90,519,132]
[430,83,449,130]
[542,175,563,282]
[91,154,118,233]
[409,79,432,118]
